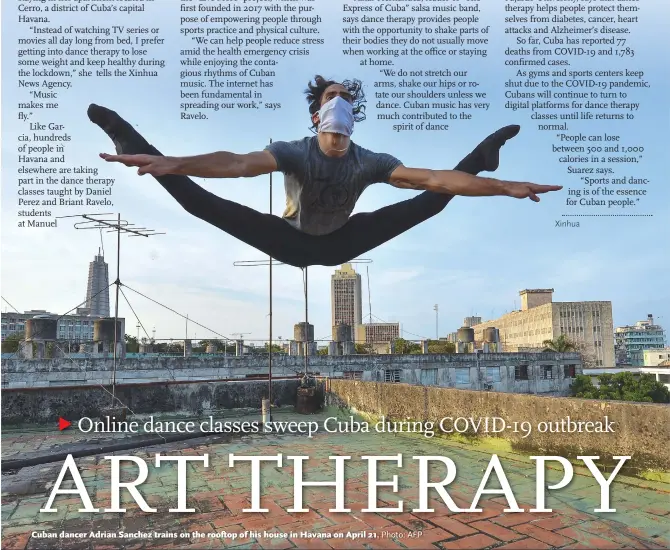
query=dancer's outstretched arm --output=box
[388,166,562,202]
[99,150,277,179]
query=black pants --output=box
[134,141,479,268]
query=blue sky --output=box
[2,1,668,345]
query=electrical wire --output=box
[369,313,429,340]
[1,296,20,313]
[122,284,232,341]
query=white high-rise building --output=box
[85,250,110,317]
[331,264,362,342]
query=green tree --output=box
[355,343,374,354]
[197,339,233,353]
[317,347,328,356]
[571,372,670,403]
[428,339,456,354]
[124,334,139,353]
[1,332,25,353]
[542,334,577,353]
[569,375,599,399]
[542,334,597,368]
[264,343,283,353]
[637,373,670,403]
[166,340,184,354]
[393,338,421,354]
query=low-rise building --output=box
[1,309,104,343]
[355,322,400,353]
[470,289,615,368]
[644,347,670,367]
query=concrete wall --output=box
[1,352,581,395]
[327,380,670,472]
[1,379,300,425]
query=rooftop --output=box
[2,408,669,550]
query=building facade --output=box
[470,289,615,368]
[355,322,400,353]
[463,316,482,328]
[331,263,362,341]
[615,315,666,366]
[644,347,670,367]
[85,251,110,317]
[1,310,97,342]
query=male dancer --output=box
[88,75,561,267]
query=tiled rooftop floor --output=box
[2,411,669,550]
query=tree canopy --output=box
[542,334,577,353]
[571,372,670,403]
[1,332,24,353]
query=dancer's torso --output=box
[265,136,401,236]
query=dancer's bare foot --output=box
[469,124,521,172]
[87,104,149,155]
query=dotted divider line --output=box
[561,214,653,217]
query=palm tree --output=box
[542,334,577,353]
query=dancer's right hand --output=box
[99,153,178,176]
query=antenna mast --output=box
[366,265,372,323]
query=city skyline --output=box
[2,247,667,352]
[2,1,668,352]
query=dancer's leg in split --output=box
[87,105,318,267]
[88,104,518,267]
[310,125,521,266]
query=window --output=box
[564,365,576,378]
[455,368,470,385]
[515,365,529,380]
[420,368,437,386]
[542,366,554,379]
[384,369,401,383]
[344,371,362,380]
[485,367,501,383]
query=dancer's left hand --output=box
[504,182,563,202]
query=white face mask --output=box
[317,96,354,137]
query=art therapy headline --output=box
[41,452,629,515]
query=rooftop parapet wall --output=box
[1,379,301,425]
[1,352,581,374]
[327,380,670,472]
[1,353,581,391]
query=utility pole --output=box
[434,304,439,339]
[58,213,164,405]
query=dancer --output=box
[88,75,561,268]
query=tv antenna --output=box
[57,212,165,405]
[366,265,372,323]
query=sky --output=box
[1,1,668,346]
